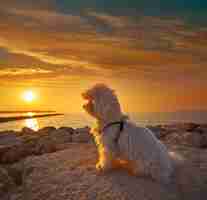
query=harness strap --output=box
[102,121,125,143]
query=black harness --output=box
[102,121,125,143]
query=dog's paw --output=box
[95,163,105,175]
[96,162,103,171]
[96,162,113,175]
[95,162,108,174]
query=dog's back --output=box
[118,121,174,184]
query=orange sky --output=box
[0,1,207,113]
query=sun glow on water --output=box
[27,112,35,117]
[25,118,39,131]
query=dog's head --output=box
[82,83,122,122]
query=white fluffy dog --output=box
[82,83,174,184]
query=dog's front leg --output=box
[96,147,114,173]
[96,134,117,173]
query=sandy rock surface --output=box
[1,124,207,200]
[0,141,207,200]
[0,166,15,198]
[22,144,179,200]
[168,145,207,200]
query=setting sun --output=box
[22,90,36,103]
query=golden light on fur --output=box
[83,83,175,184]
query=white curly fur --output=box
[82,83,174,184]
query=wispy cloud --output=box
[0,1,207,112]
[0,4,207,85]
[0,68,52,76]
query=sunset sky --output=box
[0,0,207,113]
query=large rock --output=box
[0,127,74,164]
[164,131,206,148]
[22,143,180,200]
[34,135,57,155]
[21,127,36,135]
[0,166,15,197]
[34,129,72,155]
[0,132,22,146]
[37,127,56,135]
[162,123,200,132]
[5,160,24,185]
[0,134,40,164]
[58,127,74,134]
[0,145,25,164]
[74,126,90,134]
[72,132,91,143]
[72,126,91,143]
[50,128,72,144]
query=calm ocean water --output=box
[0,111,207,131]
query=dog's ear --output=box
[94,92,114,120]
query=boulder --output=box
[200,134,207,148]
[74,126,90,134]
[195,125,207,134]
[21,127,36,135]
[58,127,74,134]
[34,135,57,155]
[184,123,200,132]
[50,128,72,144]
[164,131,205,148]
[183,132,203,148]
[5,161,24,185]
[0,145,25,164]
[9,187,23,200]
[147,125,170,139]
[34,128,72,155]
[37,127,56,135]
[0,166,15,197]
[162,123,199,133]
[0,133,22,146]
[21,135,40,154]
[72,132,91,143]
[0,127,74,164]
[0,135,40,164]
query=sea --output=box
[0,111,207,132]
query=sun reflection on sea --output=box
[24,112,39,131]
[27,112,35,117]
[24,118,39,131]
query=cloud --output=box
[83,11,130,33]
[0,68,52,76]
[0,0,56,11]
[0,5,207,85]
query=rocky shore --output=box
[0,123,207,200]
